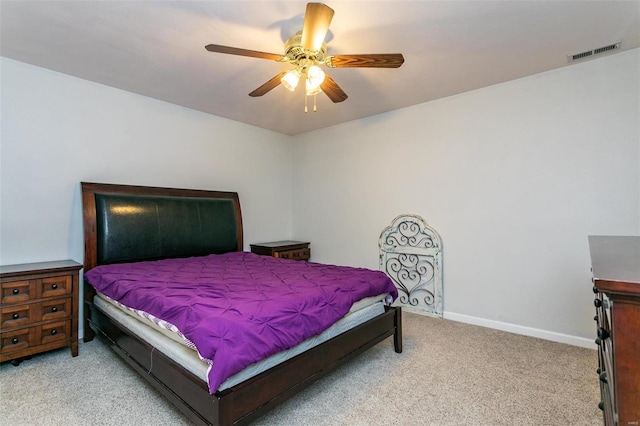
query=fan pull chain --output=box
[303,93,318,113]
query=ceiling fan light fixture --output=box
[281,68,302,91]
[206,3,402,107]
[306,65,325,90]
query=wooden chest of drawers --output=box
[0,260,82,364]
[589,236,640,426]
[250,241,311,261]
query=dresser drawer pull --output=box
[593,315,598,321]
[12,288,19,295]
[50,329,57,336]
[12,313,19,319]
[592,286,599,294]
[599,371,607,384]
[51,307,58,313]
[51,284,58,289]
[598,401,604,411]
[12,337,19,344]
[594,299,602,308]
[597,327,610,340]
[595,337,601,346]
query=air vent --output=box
[568,41,621,62]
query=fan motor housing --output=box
[284,32,327,64]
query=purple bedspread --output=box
[84,251,397,393]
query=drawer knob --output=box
[599,371,607,384]
[592,286,599,294]
[51,284,58,289]
[12,313,19,319]
[12,337,19,344]
[51,306,58,313]
[595,337,601,346]
[594,299,602,308]
[598,401,604,411]
[50,329,57,336]
[597,327,610,340]
[12,288,19,295]
[593,315,598,322]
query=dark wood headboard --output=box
[81,182,243,271]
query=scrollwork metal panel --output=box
[379,214,443,317]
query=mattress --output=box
[85,251,398,392]
[93,292,389,391]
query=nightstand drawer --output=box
[39,320,70,345]
[1,275,71,304]
[0,328,35,354]
[40,298,72,322]
[274,248,311,261]
[1,280,35,304]
[0,304,36,329]
[0,298,71,329]
[40,276,72,298]
[0,320,71,355]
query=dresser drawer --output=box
[274,248,311,261]
[1,280,35,304]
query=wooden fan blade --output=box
[300,3,334,52]
[320,74,348,103]
[249,71,288,97]
[328,54,405,68]
[205,44,283,61]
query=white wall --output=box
[2,48,639,347]
[1,58,293,334]
[292,48,640,346]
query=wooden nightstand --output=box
[0,260,82,365]
[250,241,311,261]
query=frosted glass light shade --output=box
[281,68,302,91]
[306,65,325,90]
[306,81,323,96]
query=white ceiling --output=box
[2,1,639,135]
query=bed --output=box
[81,182,402,425]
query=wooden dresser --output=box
[0,260,82,364]
[589,236,640,426]
[250,240,311,261]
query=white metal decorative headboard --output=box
[379,214,443,317]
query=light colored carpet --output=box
[0,312,601,425]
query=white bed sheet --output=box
[93,293,388,391]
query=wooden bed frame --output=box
[81,182,402,425]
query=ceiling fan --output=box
[205,2,404,111]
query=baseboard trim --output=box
[443,311,596,349]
